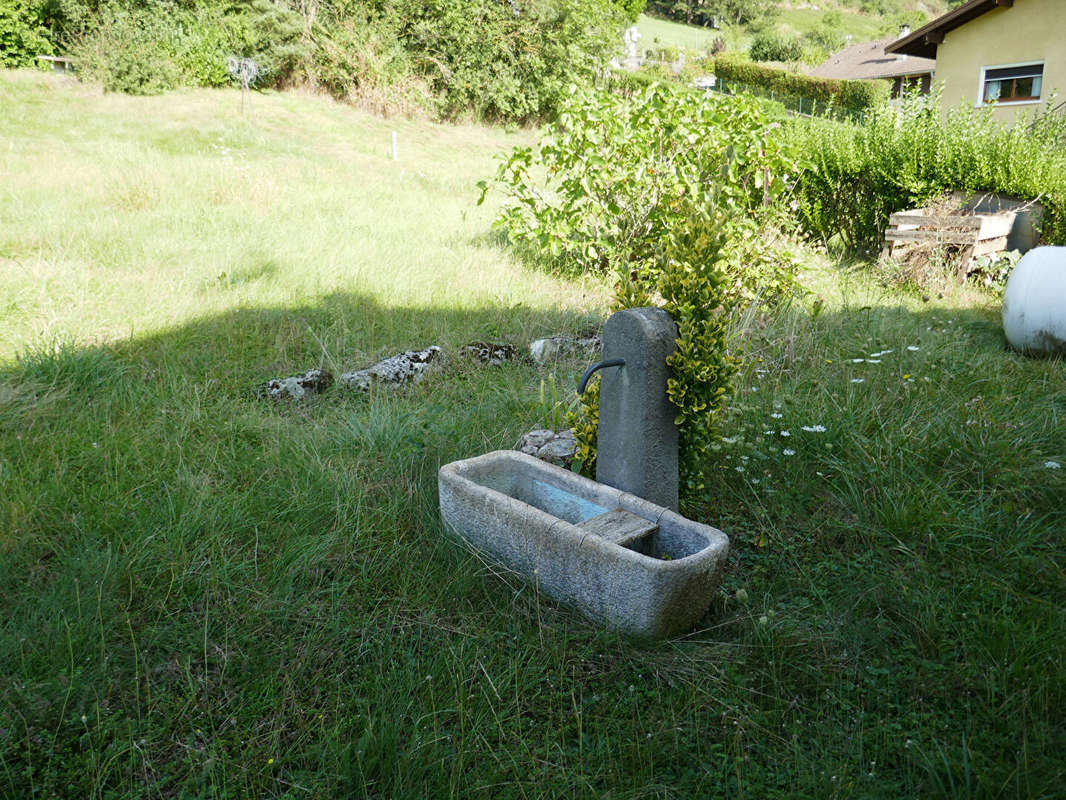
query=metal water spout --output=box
[580,307,679,511]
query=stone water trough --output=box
[438,306,730,639]
[438,450,729,639]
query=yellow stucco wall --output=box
[933,0,1066,123]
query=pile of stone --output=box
[516,428,577,467]
[258,329,601,403]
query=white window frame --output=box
[976,60,1045,108]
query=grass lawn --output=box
[2,70,1064,798]
[639,2,943,60]
[775,8,887,42]
[636,13,740,55]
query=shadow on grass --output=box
[1,290,1064,798]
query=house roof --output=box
[886,0,1013,59]
[809,38,936,81]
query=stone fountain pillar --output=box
[595,307,679,511]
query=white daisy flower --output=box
[782,448,796,456]
[1045,461,1062,469]
[801,425,827,433]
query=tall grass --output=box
[1,71,1063,797]
[788,92,1066,254]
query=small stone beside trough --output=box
[517,428,577,467]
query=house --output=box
[809,34,935,97]
[887,0,1065,122]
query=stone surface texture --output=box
[438,450,729,639]
[529,335,601,365]
[517,428,577,467]
[461,341,518,365]
[596,307,680,511]
[340,346,442,392]
[257,369,333,400]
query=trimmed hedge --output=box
[714,54,888,115]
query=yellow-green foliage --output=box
[486,84,800,501]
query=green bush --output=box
[748,32,803,63]
[383,0,623,122]
[787,92,1066,253]
[52,0,624,123]
[0,0,54,67]
[613,0,646,23]
[73,7,184,95]
[482,85,801,500]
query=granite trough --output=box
[438,450,729,639]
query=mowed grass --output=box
[636,13,736,55]
[2,69,1065,798]
[775,8,886,41]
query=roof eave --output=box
[885,0,1011,59]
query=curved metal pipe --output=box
[577,358,625,395]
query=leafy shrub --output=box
[482,85,801,500]
[613,0,646,23]
[787,92,1066,254]
[237,0,309,84]
[0,0,54,67]
[312,13,429,116]
[73,0,317,94]
[749,32,803,63]
[58,0,624,123]
[73,7,184,95]
[380,0,623,123]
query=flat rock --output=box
[257,369,333,401]
[461,341,518,366]
[340,346,442,392]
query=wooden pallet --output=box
[882,209,1014,277]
